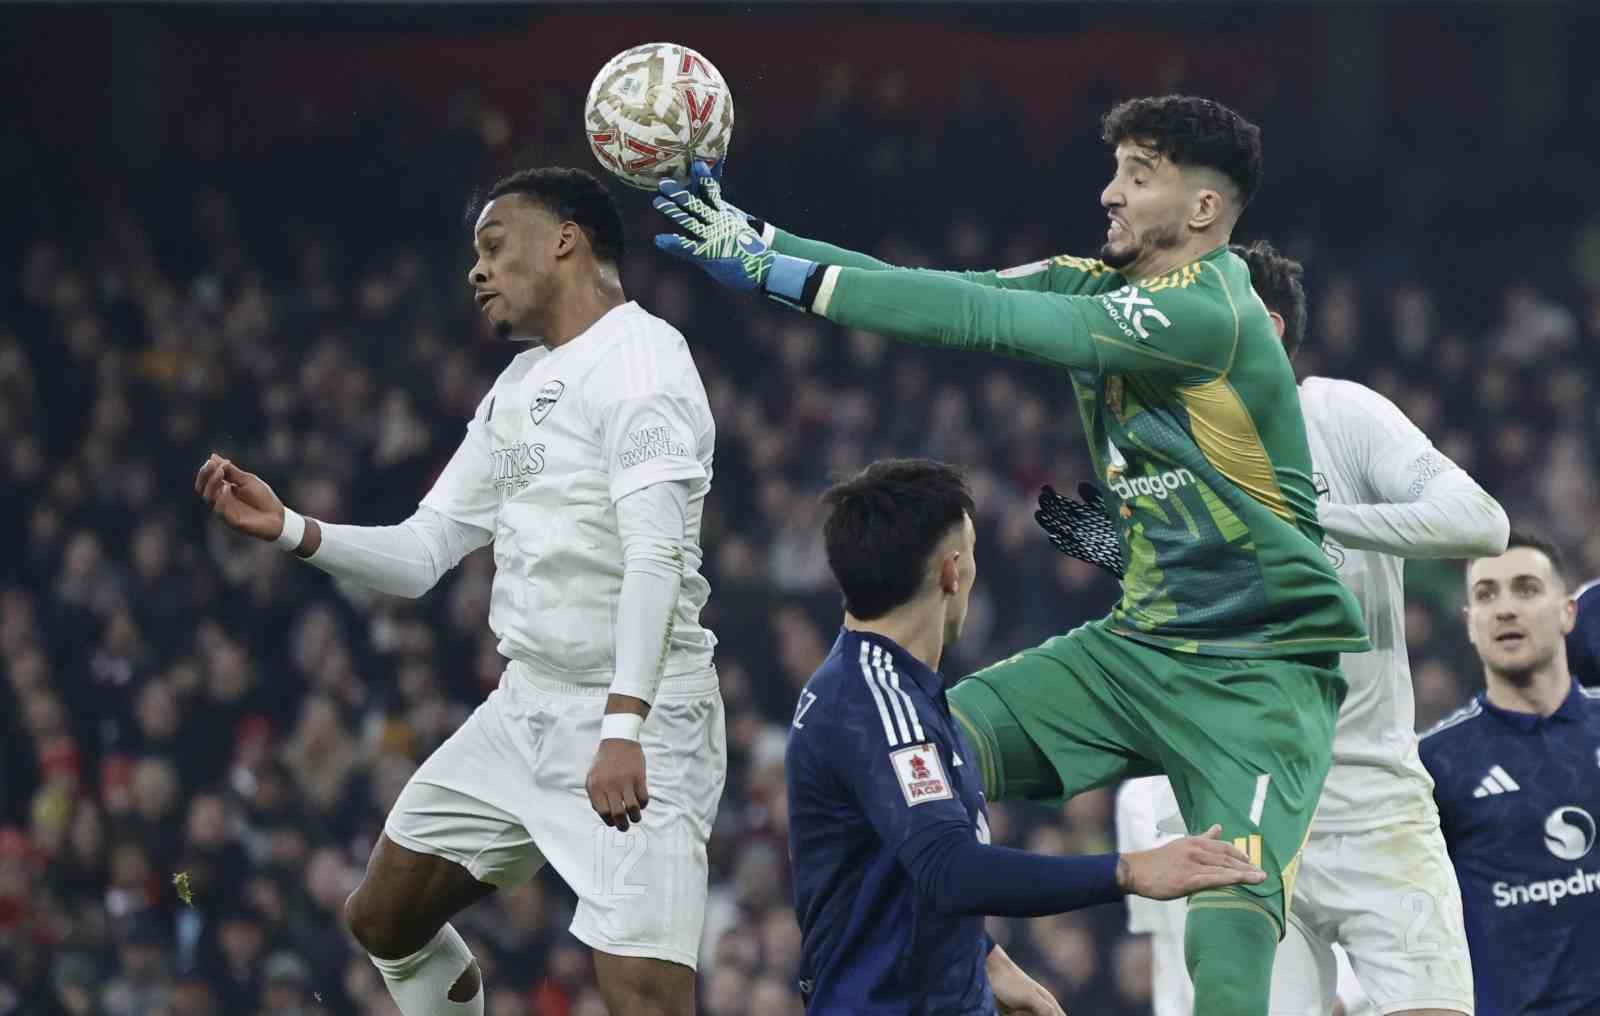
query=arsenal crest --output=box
[531,380,565,425]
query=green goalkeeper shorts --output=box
[947,619,1345,930]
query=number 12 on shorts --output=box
[593,826,648,897]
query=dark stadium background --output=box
[3,4,1597,1014]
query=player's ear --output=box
[1267,310,1286,340]
[553,220,580,259]
[1561,595,1578,637]
[939,552,961,596]
[1188,188,1224,232]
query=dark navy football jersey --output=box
[1420,681,1600,1015]
[786,629,994,1016]
[1569,580,1599,687]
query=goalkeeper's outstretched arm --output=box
[699,158,1102,293]
[808,263,1233,379]
[769,226,1107,294]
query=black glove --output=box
[1034,483,1126,579]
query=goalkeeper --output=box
[654,95,1369,1016]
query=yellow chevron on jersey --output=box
[1051,254,1112,277]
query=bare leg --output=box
[344,834,498,1010]
[592,951,696,1016]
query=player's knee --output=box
[448,958,482,1003]
[344,883,428,960]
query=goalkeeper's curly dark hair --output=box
[1231,239,1308,359]
[1102,95,1264,209]
[474,166,625,265]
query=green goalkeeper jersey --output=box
[775,232,1369,659]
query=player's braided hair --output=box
[479,166,625,265]
[1101,95,1264,208]
[1231,239,1308,358]
[821,459,976,621]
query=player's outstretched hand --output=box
[688,159,769,236]
[586,736,650,833]
[1117,824,1266,900]
[194,453,287,541]
[652,173,774,294]
[987,944,1067,1016]
[653,167,817,310]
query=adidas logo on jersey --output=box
[1472,764,1520,797]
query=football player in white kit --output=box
[1098,240,1509,1016]
[195,167,724,1016]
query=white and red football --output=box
[584,42,734,191]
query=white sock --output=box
[369,923,484,1016]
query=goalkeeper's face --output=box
[469,195,564,341]
[939,513,978,648]
[1098,143,1191,271]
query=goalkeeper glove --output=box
[653,163,819,310]
[694,158,777,244]
[1034,483,1126,579]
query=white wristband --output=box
[600,713,644,742]
[275,508,306,551]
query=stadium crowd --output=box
[4,60,1600,1016]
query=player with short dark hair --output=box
[788,458,1267,1016]
[662,94,1367,1015]
[1234,239,1307,358]
[198,165,722,1016]
[483,166,627,271]
[1099,94,1265,217]
[1421,533,1600,1014]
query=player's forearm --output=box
[813,266,1095,369]
[297,507,487,598]
[1318,480,1509,559]
[903,833,1122,918]
[772,229,1048,290]
[608,482,690,707]
[771,228,894,271]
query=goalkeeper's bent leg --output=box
[947,677,1063,801]
[1185,889,1281,1016]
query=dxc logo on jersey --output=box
[1545,806,1597,861]
[1099,285,1172,340]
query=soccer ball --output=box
[584,42,734,191]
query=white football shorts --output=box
[384,661,727,969]
[1270,818,1474,1015]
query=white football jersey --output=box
[421,301,717,684]
[1298,376,1447,831]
